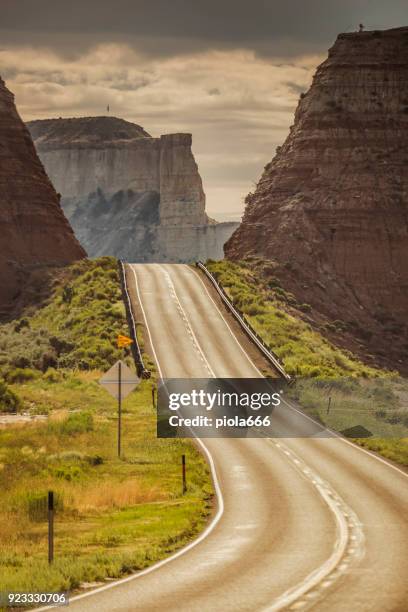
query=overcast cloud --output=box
[1,0,406,216]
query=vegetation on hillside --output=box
[0,258,212,597]
[207,259,378,378]
[207,259,408,465]
[0,257,129,380]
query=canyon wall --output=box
[28,118,237,261]
[225,27,408,370]
[0,78,85,316]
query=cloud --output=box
[1,0,407,59]
[1,0,406,216]
[2,43,316,215]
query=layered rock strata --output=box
[28,118,237,261]
[0,78,85,315]
[225,27,408,370]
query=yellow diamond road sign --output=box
[99,360,140,399]
[117,334,134,348]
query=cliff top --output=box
[338,25,408,40]
[27,116,151,148]
[326,25,408,64]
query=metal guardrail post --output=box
[118,260,151,379]
[196,261,291,381]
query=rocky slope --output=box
[225,27,408,371]
[0,78,85,317]
[28,118,238,261]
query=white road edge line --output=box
[157,264,216,378]
[187,265,264,377]
[35,261,405,611]
[132,264,163,378]
[190,264,407,480]
[261,439,358,612]
[34,264,225,612]
[164,265,362,609]
[281,399,408,480]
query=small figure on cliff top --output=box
[359,23,365,32]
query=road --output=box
[66,263,408,612]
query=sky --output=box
[1,1,407,219]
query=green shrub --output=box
[49,451,85,462]
[274,287,288,300]
[14,318,30,332]
[384,411,403,425]
[25,492,64,522]
[370,384,397,407]
[375,409,387,420]
[62,285,74,303]
[30,404,50,416]
[0,380,21,413]
[53,465,83,481]
[86,454,104,466]
[6,368,37,384]
[267,277,281,289]
[43,368,63,383]
[244,302,266,316]
[60,412,94,435]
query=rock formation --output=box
[225,27,408,371]
[28,118,238,262]
[0,77,85,316]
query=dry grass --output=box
[0,257,213,595]
[64,480,168,513]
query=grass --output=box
[0,256,129,378]
[0,258,213,600]
[0,376,211,595]
[207,259,408,465]
[207,260,378,378]
[353,438,408,466]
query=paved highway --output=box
[65,263,408,612]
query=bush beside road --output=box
[0,258,212,596]
[207,259,408,466]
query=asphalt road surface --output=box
[63,263,408,612]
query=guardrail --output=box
[196,261,291,381]
[118,260,151,379]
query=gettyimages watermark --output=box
[157,377,408,439]
[158,378,284,438]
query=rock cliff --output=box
[225,27,408,371]
[28,118,237,261]
[0,78,85,316]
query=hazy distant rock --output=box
[28,117,238,262]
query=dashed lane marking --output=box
[261,439,365,612]
[158,264,215,378]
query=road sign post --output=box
[118,361,122,458]
[99,360,140,459]
[182,454,187,495]
[48,490,54,564]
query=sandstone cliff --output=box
[0,78,85,316]
[225,27,408,371]
[28,118,237,261]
